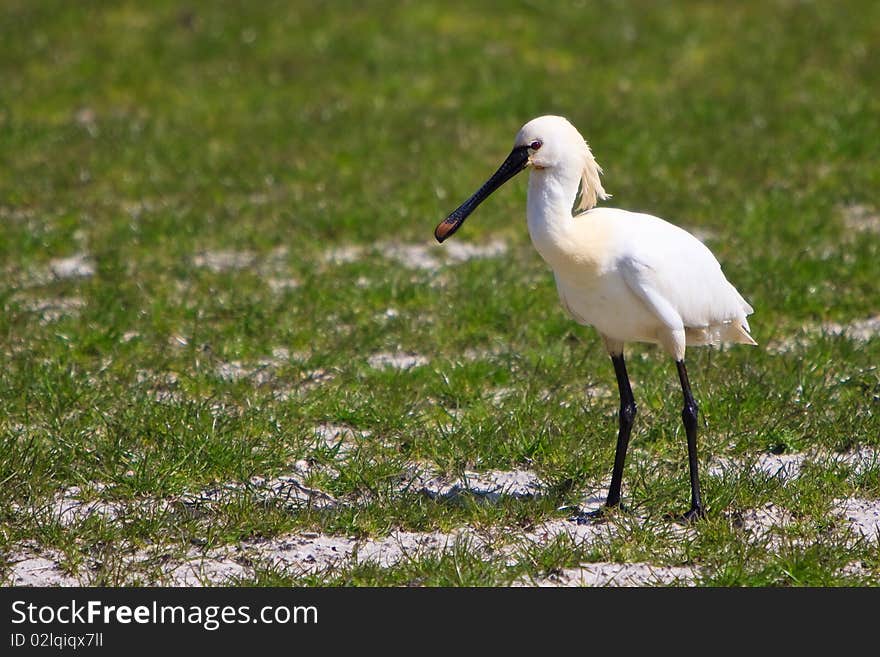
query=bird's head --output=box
[435,115,609,243]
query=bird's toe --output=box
[678,506,706,524]
[569,503,629,525]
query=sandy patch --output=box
[840,203,880,234]
[841,560,875,581]
[256,476,339,509]
[19,485,174,529]
[235,511,615,579]
[191,246,292,280]
[709,452,807,480]
[584,383,615,399]
[443,239,508,262]
[136,370,183,403]
[416,468,543,503]
[266,277,300,292]
[216,360,276,385]
[8,491,875,586]
[9,450,877,586]
[6,514,597,585]
[834,497,880,542]
[297,368,336,392]
[192,250,256,272]
[322,240,507,271]
[5,551,81,587]
[151,502,629,583]
[147,510,615,583]
[245,528,482,574]
[767,316,880,353]
[119,508,615,584]
[763,336,803,355]
[831,447,880,474]
[35,487,126,526]
[488,387,516,404]
[460,345,507,361]
[270,368,335,400]
[179,462,341,513]
[166,559,249,587]
[20,296,86,322]
[382,243,442,270]
[0,206,38,221]
[323,245,365,264]
[709,447,879,482]
[50,253,95,280]
[732,503,795,543]
[822,315,880,342]
[367,351,429,370]
[17,456,346,535]
[518,562,698,587]
[213,349,333,396]
[311,423,371,456]
[383,239,508,270]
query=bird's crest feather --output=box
[575,142,610,212]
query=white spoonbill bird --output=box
[435,115,756,521]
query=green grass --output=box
[1,0,879,586]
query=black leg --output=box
[676,360,704,521]
[606,353,636,508]
[573,353,636,524]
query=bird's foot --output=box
[677,506,706,524]
[569,503,628,525]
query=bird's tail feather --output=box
[685,321,757,347]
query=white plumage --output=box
[435,115,756,520]
[518,116,755,360]
[541,207,755,360]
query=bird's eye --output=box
[529,140,542,151]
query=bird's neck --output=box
[526,167,581,264]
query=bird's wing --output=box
[620,238,752,332]
[618,255,686,331]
